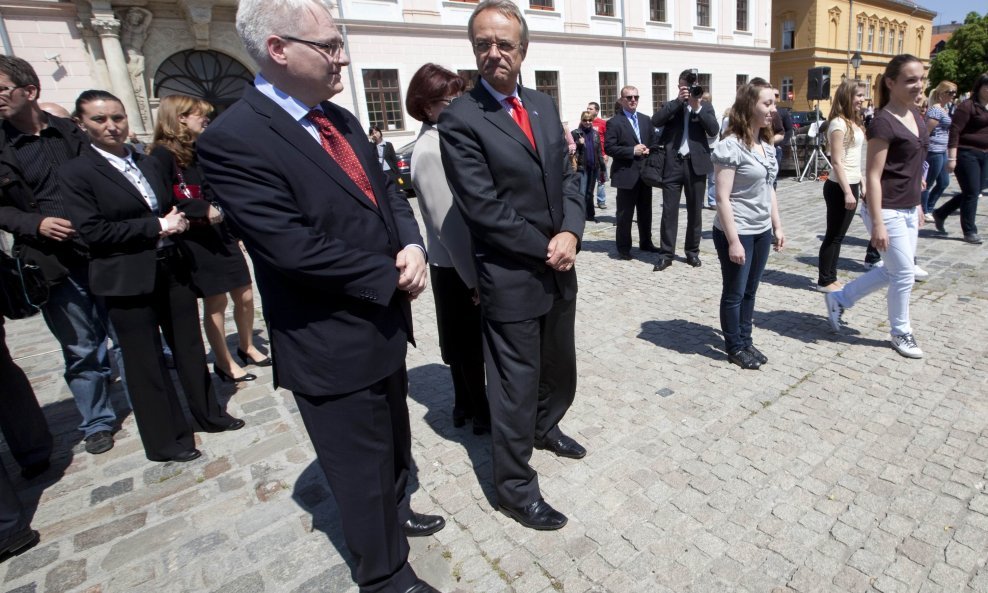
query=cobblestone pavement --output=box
[2,177,987,593]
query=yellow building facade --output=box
[771,0,935,112]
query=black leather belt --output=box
[156,245,179,260]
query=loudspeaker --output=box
[807,67,831,101]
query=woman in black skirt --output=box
[148,95,270,383]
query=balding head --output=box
[39,102,71,118]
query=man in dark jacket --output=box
[0,56,125,455]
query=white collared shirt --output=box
[91,144,169,239]
[480,78,523,115]
[254,73,324,146]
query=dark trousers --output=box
[0,320,52,470]
[0,458,28,545]
[615,181,654,254]
[483,297,577,509]
[430,266,489,428]
[293,368,418,593]
[106,255,232,461]
[935,148,987,235]
[660,156,705,258]
[818,180,860,286]
[580,170,597,221]
[713,227,772,354]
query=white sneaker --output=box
[863,260,883,270]
[913,265,929,282]
[924,213,935,223]
[890,333,923,358]
[824,292,846,332]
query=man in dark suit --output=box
[439,0,586,532]
[0,56,124,457]
[651,69,720,270]
[605,86,658,260]
[197,1,442,592]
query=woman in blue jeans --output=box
[921,81,956,215]
[711,80,786,370]
[933,73,988,245]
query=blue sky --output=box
[919,0,985,26]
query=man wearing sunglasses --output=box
[605,86,659,260]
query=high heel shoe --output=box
[237,348,272,367]
[213,363,256,383]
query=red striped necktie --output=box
[306,109,378,207]
[506,96,537,150]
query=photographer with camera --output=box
[650,69,720,270]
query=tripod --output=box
[798,101,832,182]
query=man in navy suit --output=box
[605,86,659,260]
[197,1,442,592]
[440,0,586,532]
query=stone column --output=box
[91,17,146,135]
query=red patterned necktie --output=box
[506,96,537,150]
[305,109,378,207]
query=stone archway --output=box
[153,49,252,113]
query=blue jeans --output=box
[935,148,987,235]
[922,151,950,212]
[41,265,126,436]
[706,172,716,207]
[713,227,773,354]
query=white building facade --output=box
[1,0,772,144]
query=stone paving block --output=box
[100,517,188,571]
[73,512,147,552]
[42,559,86,593]
[3,544,59,582]
[210,571,264,593]
[89,478,134,506]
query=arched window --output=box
[153,50,252,113]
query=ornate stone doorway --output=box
[153,49,252,114]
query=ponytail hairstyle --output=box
[73,89,123,120]
[828,79,865,144]
[876,54,923,110]
[724,80,774,147]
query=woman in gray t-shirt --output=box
[711,81,786,370]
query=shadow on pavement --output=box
[637,319,723,360]
[407,363,496,507]
[291,462,353,571]
[756,309,889,349]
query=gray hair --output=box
[236,0,335,68]
[467,0,529,47]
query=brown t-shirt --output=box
[866,108,928,209]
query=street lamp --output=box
[851,51,863,80]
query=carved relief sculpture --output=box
[121,7,154,131]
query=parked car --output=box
[395,139,416,197]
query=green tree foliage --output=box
[928,11,988,94]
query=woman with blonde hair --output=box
[922,80,957,216]
[148,94,270,383]
[816,79,866,292]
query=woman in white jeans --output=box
[824,54,929,358]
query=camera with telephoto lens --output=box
[684,69,703,98]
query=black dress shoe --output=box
[640,244,661,253]
[170,449,202,463]
[536,434,586,459]
[213,364,257,383]
[220,418,246,431]
[685,254,702,268]
[452,408,469,428]
[404,581,440,593]
[618,251,633,260]
[20,460,50,480]
[500,498,567,530]
[402,512,445,537]
[237,348,272,367]
[728,349,761,370]
[472,421,491,435]
[0,528,39,561]
[653,257,672,271]
[746,345,768,364]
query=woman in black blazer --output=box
[60,90,243,463]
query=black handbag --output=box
[639,146,666,188]
[0,247,49,319]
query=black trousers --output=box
[430,266,489,427]
[483,296,577,509]
[106,254,233,461]
[818,180,860,286]
[615,180,654,254]
[293,367,418,593]
[0,457,28,545]
[660,156,705,258]
[0,320,52,470]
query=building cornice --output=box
[850,0,936,20]
[0,1,77,17]
[339,19,774,55]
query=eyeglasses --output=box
[0,85,25,95]
[280,35,345,55]
[581,119,593,123]
[473,40,521,54]
[622,95,640,101]
[435,98,455,105]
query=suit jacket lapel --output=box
[473,84,540,161]
[519,87,549,165]
[88,150,153,211]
